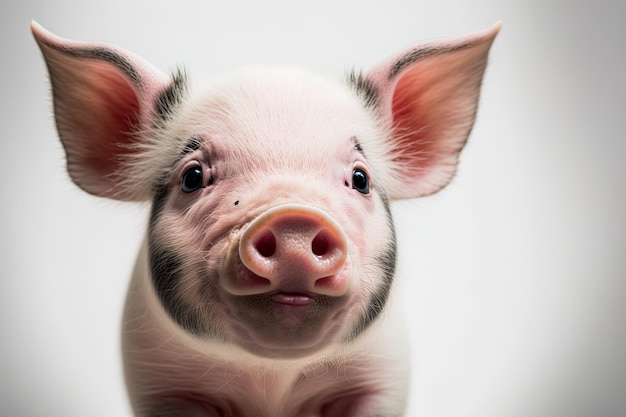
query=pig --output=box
[31,20,499,417]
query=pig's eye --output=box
[352,169,370,194]
[181,166,203,193]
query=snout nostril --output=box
[255,230,277,258]
[311,231,330,257]
[236,204,350,297]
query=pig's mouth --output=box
[214,208,356,358]
[271,292,315,306]
[220,289,351,359]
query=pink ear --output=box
[361,23,500,199]
[31,21,185,201]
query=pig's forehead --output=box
[176,68,379,155]
[129,68,391,198]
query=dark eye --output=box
[352,169,370,194]
[181,166,203,193]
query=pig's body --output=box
[32,21,499,417]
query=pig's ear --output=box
[31,21,186,201]
[359,23,500,199]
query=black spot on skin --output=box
[150,136,203,195]
[148,181,207,335]
[39,37,189,124]
[234,200,239,206]
[346,192,397,341]
[149,245,183,316]
[181,136,202,155]
[39,39,143,87]
[147,243,206,335]
[155,67,189,123]
[351,136,368,162]
[147,185,180,319]
[352,137,366,159]
[149,183,169,232]
[86,48,142,86]
[150,137,203,221]
[347,239,396,340]
[388,42,472,79]
[148,186,184,326]
[347,70,379,109]
[146,135,218,336]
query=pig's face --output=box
[147,69,396,358]
[32,20,499,361]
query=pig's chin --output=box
[222,293,350,359]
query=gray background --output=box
[2,1,625,416]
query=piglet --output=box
[32,21,499,417]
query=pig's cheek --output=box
[340,207,376,279]
[357,192,391,252]
[338,241,360,295]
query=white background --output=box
[2,1,625,416]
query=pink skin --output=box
[235,204,350,298]
[32,20,499,417]
[154,131,380,359]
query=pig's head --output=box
[32,22,499,359]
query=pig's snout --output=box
[233,204,349,297]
